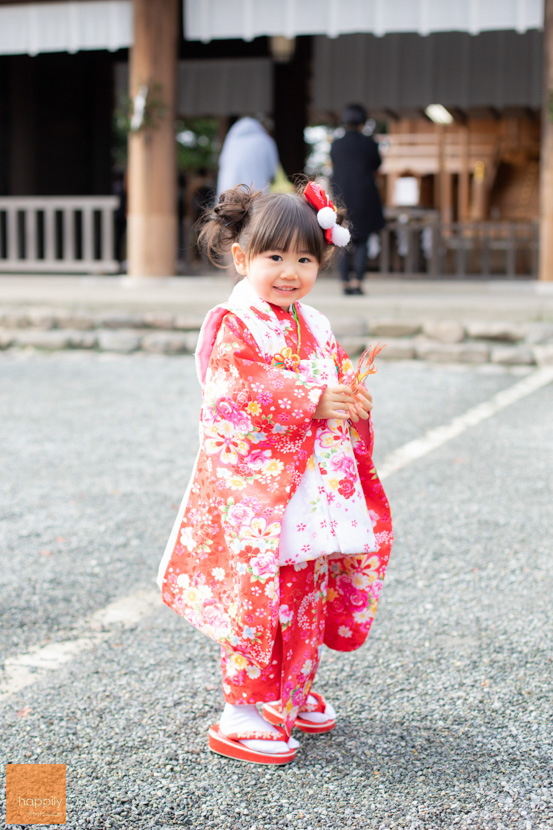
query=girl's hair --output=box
[197,181,348,269]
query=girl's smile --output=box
[232,244,319,310]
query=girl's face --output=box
[232,244,319,310]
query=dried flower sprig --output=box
[351,342,386,391]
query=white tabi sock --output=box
[220,703,300,753]
[299,694,337,724]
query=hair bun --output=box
[197,184,260,266]
[213,185,255,237]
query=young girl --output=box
[157,182,393,765]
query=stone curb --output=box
[0,307,205,332]
[1,308,553,366]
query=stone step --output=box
[1,325,552,366]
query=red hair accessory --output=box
[304,181,351,247]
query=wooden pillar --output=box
[386,173,398,207]
[435,124,444,212]
[441,172,453,224]
[127,0,178,277]
[471,161,487,221]
[436,124,453,223]
[458,125,470,221]
[539,0,553,280]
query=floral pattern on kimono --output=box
[158,279,393,667]
[221,558,329,733]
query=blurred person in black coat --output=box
[330,104,385,295]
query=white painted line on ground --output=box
[88,587,161,630]
[2,635,110,700]
[377,366,553,481]
[0,589,161,701]
[2,367,552,702]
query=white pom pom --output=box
[331,223,351,247]
[317,206,336,230]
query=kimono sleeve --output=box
[202,312,326,442]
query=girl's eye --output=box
[269,254,282,262]
[299,257,312,264]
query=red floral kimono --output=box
[157,278,393,670]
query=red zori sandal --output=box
[208,724,297,765]
[263,692,336,734]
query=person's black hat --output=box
[341,104,367,125]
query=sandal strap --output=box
[225,726,287,742]
[299,691,326,714]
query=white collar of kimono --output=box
[195,276,333,386]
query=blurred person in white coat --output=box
[217,117,279,198]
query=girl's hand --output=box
[313,385,358,420]
[348,385,373,423]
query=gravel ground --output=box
[2,351,552,830]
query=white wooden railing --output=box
[0,196,119,273]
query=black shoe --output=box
[350,285,364,295]
[343,285,353,295]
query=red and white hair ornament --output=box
[304,181,350,247]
